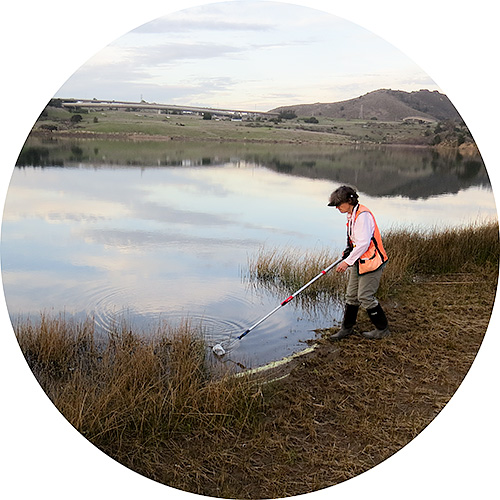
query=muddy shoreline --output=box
[164,265,497,498]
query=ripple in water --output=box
[59,280,334,366]
[83,284,252,348]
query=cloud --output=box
[80,227,259,250]
[85,41,246,69]
[55,0,442,111]
[132,17,273,34]
[136,42,246,65]
[58,44,243,102]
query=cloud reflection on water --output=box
[2,152,496,366]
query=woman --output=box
[328,185,390,340]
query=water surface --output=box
[2,139,495,367]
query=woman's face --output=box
[336,202,353,214]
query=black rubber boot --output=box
[362,304,390,339]
[329,304,359,341]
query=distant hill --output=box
[269,89,463,122]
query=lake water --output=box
[2,138,496,367]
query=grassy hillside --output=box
[32,102,472,147]
[271,89,463,122]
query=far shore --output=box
[29,128,480,158]
[31,105,480,154]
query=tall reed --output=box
[246,246,348,298]
[246,220,499,298]
[11,220,499,498]
[382,219,499,286]
[15,316,264,450]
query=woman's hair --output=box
[328,185,359,207]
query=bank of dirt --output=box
[109,264,496,498]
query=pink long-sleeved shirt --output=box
[344,205,375,267]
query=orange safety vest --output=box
[347,205,388,275]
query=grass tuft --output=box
[380,219,499,293]
[246,246,348,299]
[13,220,499,498]
[246,220,499,300]
[16,317,264,448]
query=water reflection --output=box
[17,137,490,199]
[3,138,496,367]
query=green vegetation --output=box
[31,104,471,147]
[33,89,475,149]
[428,119,474,147]
[278,109,298,120]
[14,221,499,498]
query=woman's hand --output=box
[336,260,349,273]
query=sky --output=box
[55,0,440,111]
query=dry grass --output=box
[246,246,348,301]
[380,219,499,293]
[15,318,264,454]
[14,221,499,498]
[247,220,499,300]
[253,260,498,497]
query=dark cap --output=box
[328,185,359,207]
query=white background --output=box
[1,1,498,499]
